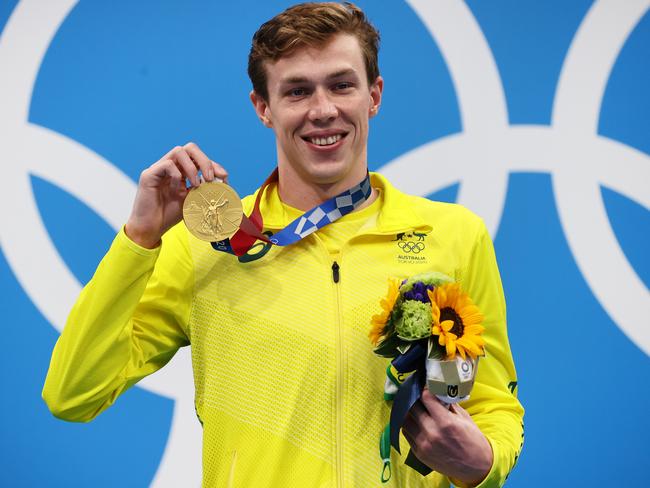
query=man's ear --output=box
[368,76,384,118]
[250,90,273,128]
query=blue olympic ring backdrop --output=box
[0,1,648,486]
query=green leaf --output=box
[374,334,410,358]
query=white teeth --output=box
[309,134,342,146]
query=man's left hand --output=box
[402,388,493,486]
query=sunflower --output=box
[427,283,486,359]
[369,277,401,345]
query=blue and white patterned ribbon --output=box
[269,175,372,244]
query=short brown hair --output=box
[248,2,380,101]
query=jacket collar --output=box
[242,172,432,235]
[369,172,432,234]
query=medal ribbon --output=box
[380,340,433,482]
[211,168,373,256]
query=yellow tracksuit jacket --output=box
[43,172,524,487]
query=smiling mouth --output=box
[302,133,347,147]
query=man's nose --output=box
[308,88,338,122]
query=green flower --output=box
[399,272,453,296]
[395,300,432,340]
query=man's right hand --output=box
[125,142,228,248]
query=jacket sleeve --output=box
[452,220,524,488]
[42,224,193,422]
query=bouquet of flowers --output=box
[369,272,486,481]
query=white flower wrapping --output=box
[426,340,480,404]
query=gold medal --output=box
[183,182,244,242]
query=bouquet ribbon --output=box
[210,168,372,256]
[382,339,433,477]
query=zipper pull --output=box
[332,261,340,283]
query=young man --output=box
[43,3,523,487]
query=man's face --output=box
[251,33,383,190]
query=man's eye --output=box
[335,82,353,90]
[289,88,306,97]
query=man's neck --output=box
[277,168,376,212]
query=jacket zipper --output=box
[332,258,344,487]
[332,261,340,283]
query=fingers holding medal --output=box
[125,142,231,248]
[177,142,229,186]
[173,143,243,242]
[160,143,240,242]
